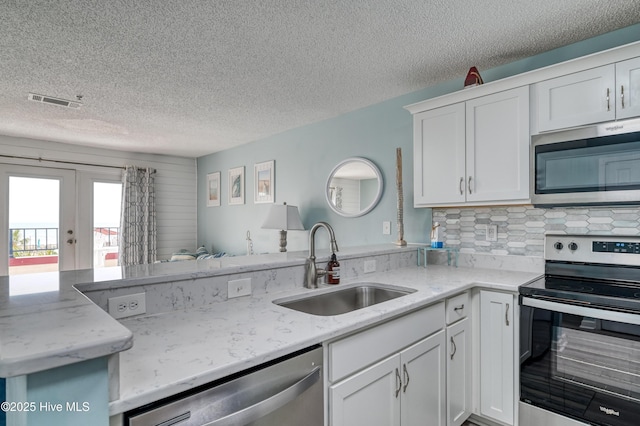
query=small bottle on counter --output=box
[327,252,340,284]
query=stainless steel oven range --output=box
[519,234,640,426]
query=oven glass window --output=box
[521,306,640,425]
[535,132,640,194]
[552,315,640,400]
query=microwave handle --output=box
[522,297,640,325]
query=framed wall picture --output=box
[206,172,221,207]
[254,160,275,204]
[228,166,245,205]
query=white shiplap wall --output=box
[0,135,197,261]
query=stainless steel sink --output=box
[274,283,416,316]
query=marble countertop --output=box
[110,264,541,415]
[0,244,413,378]
[0,271,133,377]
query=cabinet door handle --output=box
[450,336,457,360]
[505,303,510,326]
[395,368,401,398]
[402,363,410,393]
[459,177,464,195]
[468,176,473,194]
[621,85,625,109]
[606,88,611,111]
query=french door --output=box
[0,164,77,275]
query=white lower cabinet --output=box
[329,331,446,426]
[479,290,515,425]
[330,355,401,426]
[328,294,476,426]
[327,304,446,426]
[447,317,471,426]
[401,331,446,426]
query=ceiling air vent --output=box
[27,93,82,109]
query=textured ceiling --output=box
[1,1,639,158]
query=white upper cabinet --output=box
[535,57,640,132]
[413,86,529,207]
[413,103,465,206]
[616,57,640,120]
[465,87,530,203]
[535,64,616,132]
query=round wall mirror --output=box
[326,157,383,218]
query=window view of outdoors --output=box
[9,177,60,275]
[94,182,122,268]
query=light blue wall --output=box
[1,378,5,426]
[2,357,108,426]
[197,23,640,256]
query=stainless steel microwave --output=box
[531,117,640,207]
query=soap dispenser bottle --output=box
[327,252,340,284]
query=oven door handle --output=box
[522,297,640,325]
[202,366,321,426]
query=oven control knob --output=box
[568,242,578,251]
[554,242,563,250]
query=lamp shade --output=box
[261,203,304,231]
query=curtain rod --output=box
[0,154,126,170]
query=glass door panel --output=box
[93,182,122,268]
[0,165,76,275]
[9,177,60,275]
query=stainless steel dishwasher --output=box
[124,346,323,426]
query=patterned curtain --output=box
[119,166,157,266]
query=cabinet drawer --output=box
[445,292,469,325]
[328,302,445,382]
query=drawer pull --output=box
[395,368,401,398]
[454,304,464,313]
[450,336,457,360]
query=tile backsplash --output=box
[433,205,640,257]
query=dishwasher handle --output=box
[202,366,321,426]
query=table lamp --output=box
[261,202,305,252]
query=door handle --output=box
[621,85,625,109]
[450,336,457,360]
[468,176,473,194]
[395,367,402,398]
[459,177,464,195]
[505,303,510,326]
[606,88,611,112]
[402,363,410,393]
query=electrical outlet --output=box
[382,221,391,235]
[108,292,146,319]
[228,278,252,298]
[364,260,377,274]
[486,224,498,242]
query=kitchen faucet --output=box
[304,222,339,289]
